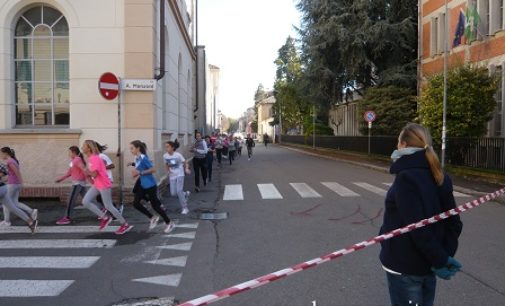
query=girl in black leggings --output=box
[129,140,175,233]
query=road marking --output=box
[289,183,322,198]
[176,223,199,229]
[383,183,393,187]
[164,232,196,239]
[157,242,193,251]
[453,191,471,197]
[0,280,74,297]
[321,182,360,197]
[145,256,188,267]
[257,184,283,199]
[133,274,182,287]
[0,239,117,249]
[0,256,100,269]
[112,297,175,306]
[223,184,244,201]
[353,183,388,196]
[0,226,119,234]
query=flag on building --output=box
[453,10,465,47]
[465,4,480,44]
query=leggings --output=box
[216,148,223,164]
[0,185,30,222]
[133,184,170,224]
[193,157,207,187]
[170,176,188,209]
[82,186,126,224]
[206,156,213,181]
[2,184,33,222]
[247,147,253,158]
[64,184,87,218]
[228,150,235,165]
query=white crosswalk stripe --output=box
[290,183,322,198]
[322,182,360,197]
[0,280,74,297]
[0,239,117,249]
[353,182,388,196]
[223,184,244,200]
[0,256,100,269]
[133,274,182,287]
[257,184,283,199]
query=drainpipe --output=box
[194,0,199,115]
[154,0,166,80]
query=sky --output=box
[198,0,301,119]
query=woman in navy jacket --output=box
[380,123,463,306]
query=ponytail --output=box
[399,123,445,186]
[69,146,86,166]
[424,146,444,186]
[131,140,148,156]
[1,147,19,164]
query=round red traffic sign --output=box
[98,72,120,100]
[364,111,377,123]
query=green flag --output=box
[465,4,480,43]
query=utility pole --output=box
[441,0,448,168]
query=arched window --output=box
[14,5,69,126]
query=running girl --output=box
[81,140,132,235]
[0,147,37,233]
[164,141,191,215]
[55,146,87,225]
[130,140,175,233]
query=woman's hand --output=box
[131,169,140,178]
[185,168,191,175]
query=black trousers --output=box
[229,150,235,165]
[133,184,170,224]
[206,156,214,181]
[247,147,253,158]
[193,157,207,187]
[216,148,223,164]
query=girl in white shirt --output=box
[164,141,191,215]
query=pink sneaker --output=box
[115,223,133,235]
[99,216,112,230]
[56,217,71,225]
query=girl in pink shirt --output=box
[81,140,132,235]
[0,147,37,233]
[55,146,88,225]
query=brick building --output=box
[421,0,505,137]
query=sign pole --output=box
[118,79,123,206]
[368,122,372,155]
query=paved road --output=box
[0,145,504,306]
[176,145,505,306]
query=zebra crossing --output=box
[0,222,199,299]
[222,181,472,201]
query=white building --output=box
[0,0,197,199]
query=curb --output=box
[281,145,505,205]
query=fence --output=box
[281,135,505,172]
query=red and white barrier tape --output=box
[179,188,505,306]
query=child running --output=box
[81,140,132,235]
[55,146,87,225]
[164,141,191,215]
[0,147,37,233]
[130,140,175,233]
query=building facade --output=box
[420,0,505,137]
[206,64,220,134]
[0,0,197,199]
[257,95,275,142]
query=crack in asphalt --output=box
[460,270,505,298]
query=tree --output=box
[359,86,417,136]
[254,84,267,103]
[419,65,497,141]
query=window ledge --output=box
[0,128,82,135]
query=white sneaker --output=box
[0,220,11,227]
[149,216,160,231]
[31,209,38,221]
[181,208,189,215]
[164,221,176,234]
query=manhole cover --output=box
[111,297,174,306]
[199,212,229,220]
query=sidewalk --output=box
[280,143,505,205]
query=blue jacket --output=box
[135,154,157,189]
[379,150,463,276]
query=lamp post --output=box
[441,0,448,168]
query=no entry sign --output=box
[98,72,120,100]
[364,111,377,123]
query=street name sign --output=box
[121,79,157,91]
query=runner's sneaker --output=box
[99,216,112,230]
[181,208,189,215]
[195,187,200,193]
[31,209,38,221]
[115,223,133,235]
[164,221,176,233]
[56,217,71,225]
[149,216,160,231]
[28,219,38,234]
[0,220,11,227]
[99,208,107,220]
